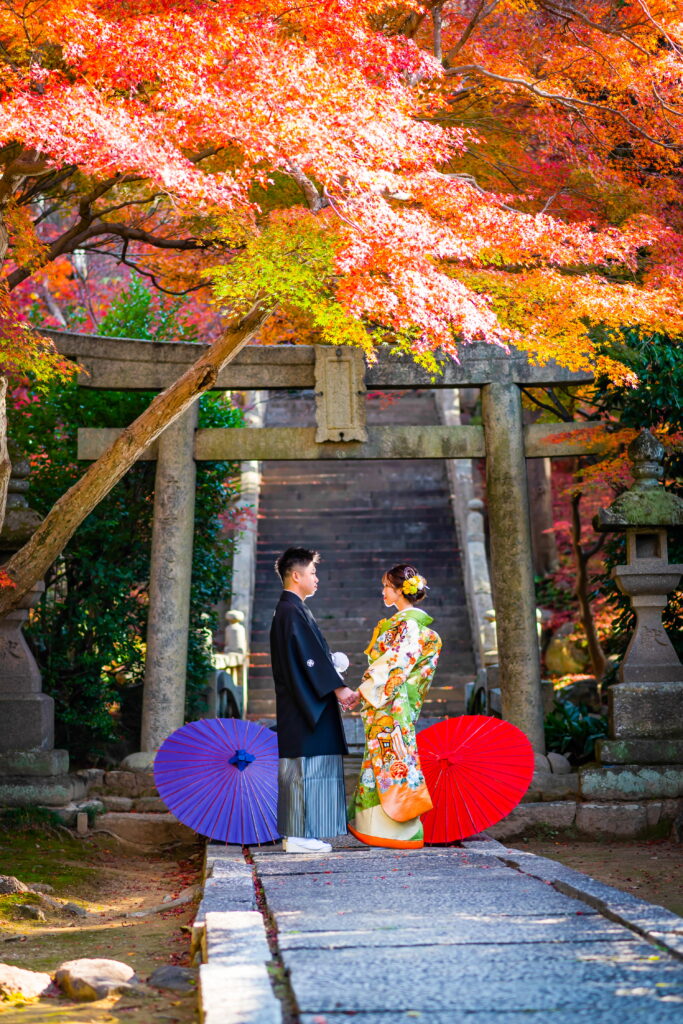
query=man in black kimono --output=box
[271,547,358,853]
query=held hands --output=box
[332,650,357,710]
[334,685,360,711]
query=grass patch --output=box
[0,831,98,896]
[0,807,66,833]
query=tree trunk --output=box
[570,490,607,680]
[0,377,10,534]
[0,300,272,617]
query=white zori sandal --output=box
[283,837,332,853]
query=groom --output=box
[270,547,358,853]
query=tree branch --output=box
[432,3,443,61]
[521,386,574,421]
[443,0,501,64]
[538,2,651,56]
[632,0,683,56]
[444,64,681,151]
[6,219,234,290]
[570,489,607,680]
[285,163,328,213]
[82,247,211,296]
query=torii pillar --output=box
[482,382,545,751]
[140,405,198,753]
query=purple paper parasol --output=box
[154,718,280,844]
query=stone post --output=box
[481,382,545,751]
[526,457,559,576]
[435,390,497,675]
[229,391,266,644]
[0,446,51,754]
[579,431,683,823]
[140,404,198,753]
[592,429,683,765]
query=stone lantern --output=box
[577,429,683,829]
[0,444,85,805]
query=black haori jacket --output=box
[269,591,349,759]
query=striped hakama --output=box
[277,754,347,839]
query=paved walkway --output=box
[196,836,683,1024]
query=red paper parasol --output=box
[417,715,534,843]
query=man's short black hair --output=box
[275,547,320,583]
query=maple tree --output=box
[1,0,682,614]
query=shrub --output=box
[544,700,608,765]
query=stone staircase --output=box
[247,388,476,724]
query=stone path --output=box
[195,836,683,1024]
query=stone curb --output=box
[492,843,683,962]
[199,963,281,1024]
[195,846,283,1024]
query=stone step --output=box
[248,387,476,721]
[249,626,472,640]
[96,812,199,850]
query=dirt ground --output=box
[0,825,203,1024]
[517,834,683,917]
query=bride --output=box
[347,564,441,849]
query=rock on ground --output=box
[17,904,45,921]
[54,958,140,1001]
[547,752,572,775]
[62,901,88,917]
[101,795,133,812]
[0,875,29,895]
[0,963,53,999]
[148,965,198,991]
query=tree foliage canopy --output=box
[1,1,683,615]
[1,0,681,377]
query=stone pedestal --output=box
[609,681,683,740]
[597,737,683,764]
[0,446,76,807]
[0,580,55,753]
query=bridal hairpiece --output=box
[402,572,427,595]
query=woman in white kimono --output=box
[348,564,441,849]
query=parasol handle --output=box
[229,748,256,772]
[439,756,461,768]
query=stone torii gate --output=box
[53,332,602,754]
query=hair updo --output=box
[384,564,428,605]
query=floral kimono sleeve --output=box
[358,618,421,709]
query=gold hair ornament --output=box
[402,574,427,595]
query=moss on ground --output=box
[0,830,98,897]
[0,825,201,1023]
